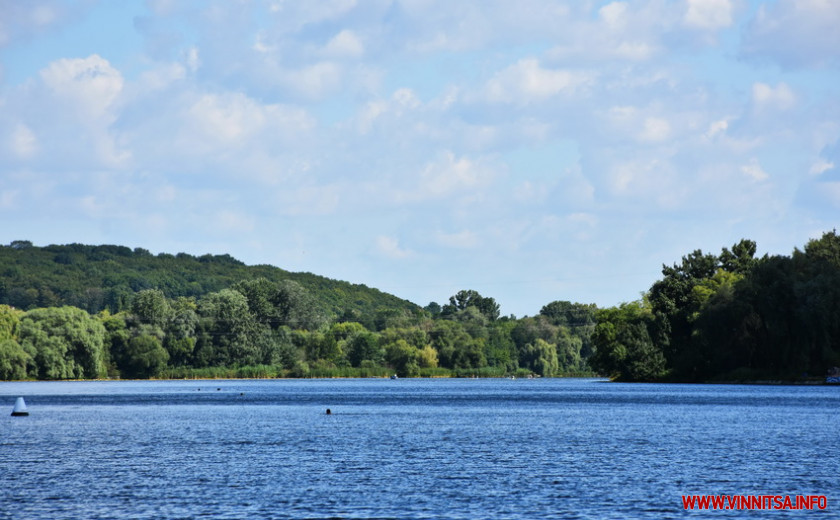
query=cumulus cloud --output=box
[409,151,493,202]
[810,160,834,176]
[375,235,413,259]
[601,106,673,144]
[9,124,38,159]
[484,58,592,103]
[752,82,797,112]
[159,91,317,167]
[39,55,124,122]
[324,29,364,58]
[684,0,733,30]
[741,158,769,182]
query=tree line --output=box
[3,232,838,382]
[0,241,419,325]
[0,278,596,380]
[590,230,840,382]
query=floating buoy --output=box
[11,397,28,417]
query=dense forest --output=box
[0,241,595,380]
[0,240,420,325]
[590,230,840,382]
[1,232,839,382]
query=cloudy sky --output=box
[1,0,838,316]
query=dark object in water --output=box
[326,408,332,415]
[11,397,28,417]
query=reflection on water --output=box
[1,379,837,519]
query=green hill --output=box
[0,240,421,322]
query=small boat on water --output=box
[390,374,398,380]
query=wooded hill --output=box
[0,241,420,326]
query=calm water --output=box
[1,378,837,519]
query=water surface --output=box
[1,379,837,519]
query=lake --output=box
[1,378,837,519]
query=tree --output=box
[118,334,169,379]
[194,289,258,367]
[346,331,383,367]
[18,306,108,379]
[0,304,22,342]
[719,239,758,274]
[520,338,559,377]
[424,301,442,317]
[441,290,500,321]
[165,297,198,366]
[429,320,486,369]
[384,339,420,377]
[590,302,667,381]
[130,289,172,328]
[273,280,326,330]
[485,321,518,372]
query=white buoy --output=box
[11,397,28,417]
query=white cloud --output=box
[705,119,728,139]
[485,58,592,103]
[183,92,315,149]
[752,82,797,112]
[810,160,834,176]
[138,63,186,91]
[39,55,123,122]
[375,235,412,259]
[184,47,200,72]
[282,62,343,99]
[640,117,671,143]
[411,151,491,201]
[602,106,672,144]
[684,0,733,30]
[324,29,364,58]
[599,2,629,28]
[10,123,37,158]
[741,158,769,181]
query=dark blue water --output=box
[1,379,837,519]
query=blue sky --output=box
[1,0,838,317]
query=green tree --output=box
[18,306,108,379]
[273,280,326,330]
[129,289,172,328]
[118,334,169,378]
[590,302,667,381]
[429,320,486,369]
[165,297,198,366]
[346,331,383,367]
[520,338,559,377]
[384,339,420,377]
[485,321,518,372]
[0,339,30,380]
[194,289,258,367]
[441,290,500,321]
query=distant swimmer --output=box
[326,408,332,415]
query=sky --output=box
[0,0,838,317]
